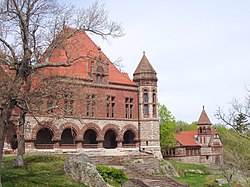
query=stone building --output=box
[3,28,162,158]
[165,107,223,164]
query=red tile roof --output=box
[174,130,217,147]
[174,131,200,146]
[40,27,135,85]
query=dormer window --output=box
[96,66,105,83]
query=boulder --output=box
[64,153,109,187]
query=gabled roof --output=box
[134,51,156,75]
[197,106,212,125]
[40,27,135,86]
[174,131,200,147]
[174,130,217,147]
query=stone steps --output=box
[89,155,188,187]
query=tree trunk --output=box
[0,118,10,187]
[0,139,4,187]
[12,110,26,167]
[0,98,17,187]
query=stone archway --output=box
[59,122,81,141]
[35,128,54,149]
[103,129,117,149]
[123,130,135,144]
[31,121,60,141]
[83,129,98,144]
[61,128,76,144]
[36,128,54,144]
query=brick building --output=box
[165,107,223,164]
[3,28,162,158]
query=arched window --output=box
[123,130,135,144]
[152,90,157,118]
[61,128,76,144]
[83,129,98,144]
[143,89,149,117]
[143,90,148,103]
[199,127,202,134]
[36,128,54,145]
[152,90,156,103]
[103,130,117,149]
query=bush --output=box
[96,165,128,185]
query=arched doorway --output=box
[103,130,117,149]
[84,129,98,144]
[123,130,135,148]
[123,130,135,144]
[36,128,54,148]
[61,128,76,144]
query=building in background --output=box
[166,107,223,164]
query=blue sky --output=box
[60,0,250,123]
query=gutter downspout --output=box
[137,86,142,153]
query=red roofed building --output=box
[3,28,162,158]
[166,107,223,164]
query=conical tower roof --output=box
[134,51,156,75]
[197,106,212,125]
[133,51,157,82]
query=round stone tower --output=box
[133,52,162,158]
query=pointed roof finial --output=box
[197,106,212,125]
[133,52,156,75]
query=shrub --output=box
[96,165,128,184]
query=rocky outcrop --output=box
[64,153,109,187]
[124,158,179,177]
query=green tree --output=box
[175,120,197,133]
[0,0,123,186]
[234,113,249,133]
[158,104,176,152]
[216,125,250,185]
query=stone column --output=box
[98,141,104,148]
[54,141,60,149]
[76,141,82,148]
[117,141,123,148]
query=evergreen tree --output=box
[234,113,250,133]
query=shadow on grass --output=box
[2,154,86,187]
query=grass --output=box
[169,160,230,187]
[2,154,88,187]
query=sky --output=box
[60,0,250,123]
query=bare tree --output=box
[0,0,123,186]
[215,90,250,139]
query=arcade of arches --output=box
[32,124,138,149]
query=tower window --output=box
[143,90,149,117]
[152,90,157,118]
[144,104,149,116]
[143,90,148,103]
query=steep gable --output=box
[40,27,135,85]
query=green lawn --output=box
[169,160,230,187]
[2,154,87,187]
